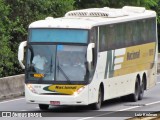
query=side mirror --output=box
[87,43,95,71]
[18,41,27,69]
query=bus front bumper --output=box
[25,85,89,106]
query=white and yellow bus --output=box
[18,6,158,110]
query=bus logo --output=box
[127,50,140,60]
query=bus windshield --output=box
[29,29,88,43]
[26,45,88,83]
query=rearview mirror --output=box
[87,43,95,71]
[18,41,27,69]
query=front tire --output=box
[39,104,49,110]
[92,88,102,110]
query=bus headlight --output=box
[74,87,85,96]
[27,84,37,94]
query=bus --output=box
[18,6,158,110]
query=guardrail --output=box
[0,74,24,100]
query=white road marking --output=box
[157,82,160,84]
[77,100,160,120]
[20,110,27,111]
[117,106,140,111]
[79,117,94,120]
[77,111,124,120]
[0,97,25,104]
[145,100,160,106]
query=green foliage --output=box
[0,0,14,77]
[75,0,158,9]
[0,0,74,77]
[107,0,158,8]
[74,0,109,9]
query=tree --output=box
[0,0,75,77]
[0,0,14,77]
[74,0,109,9]
[74,0,158,9]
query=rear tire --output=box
[92,88,102,110]
[129,78,140,102]
[39,104,49,110]
[138,81,144,100]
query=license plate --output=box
[50,101,60,105]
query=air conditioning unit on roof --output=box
[65,7,128,18]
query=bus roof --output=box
[29,6,156,29]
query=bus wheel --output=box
[92,87,102,110]
[138,81,144,100]
[39,104,49,110]
[129,78,140,102]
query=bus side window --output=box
[148,18,156,42]
[116,23,125,48]
[108,25,115,50]
[90,27,98,67]
[141,20,146,43]
[132,21,139,45]
[99,26,107,51]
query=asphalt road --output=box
[0,76,160,120]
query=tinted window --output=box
[29,29,88,43]
[99,18,156,52]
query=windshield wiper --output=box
[57,65,71,83]
[50,56,53,73]
[57,57,71,83]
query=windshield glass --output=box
[26,45,88,82]
[29,29,88,43]
[27,45,56,81]
[56,45,87,81]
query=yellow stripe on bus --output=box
[47,85,84,95]
[114,42,156,77]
